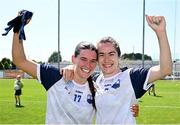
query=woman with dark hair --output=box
[94,15,172,124]
[10,11,98,124]
[62,15,172,124]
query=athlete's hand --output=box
[146,15,166,33]
[131,104,139,117]
[60,65,74,81]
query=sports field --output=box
[0,79,180,124]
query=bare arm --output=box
[146,15,172,83]
[12,33,37,78]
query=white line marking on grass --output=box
[142,105,180,109]
[0,99,45,103]
[158,92,180,94]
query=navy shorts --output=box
[15,89,22,96]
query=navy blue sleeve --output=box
[130,67,150,98]
[40,63,63,90]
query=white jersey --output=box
[37,64,95,124]
[14,80,23,90]
[94,68,152,124]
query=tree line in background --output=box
[48,51,62,63]
[121,53,152,60]
[0,51,62,70]
[0,52,151,70]
[0,58,16,70]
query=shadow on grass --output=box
[15,105,25,108]
[149,95,163,98]
[154,95,162,97]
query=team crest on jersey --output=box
[111,79,120,89]
[87,94,93,104]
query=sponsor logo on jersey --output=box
[111,79,120,89]
[75,90,83,94]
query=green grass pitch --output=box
[0,79,180,124]
[0,79,46,124]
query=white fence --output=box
[1,61,180,79]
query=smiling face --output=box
[72,42,97,84]
[72,49,97,84]
[97,40,121,78]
